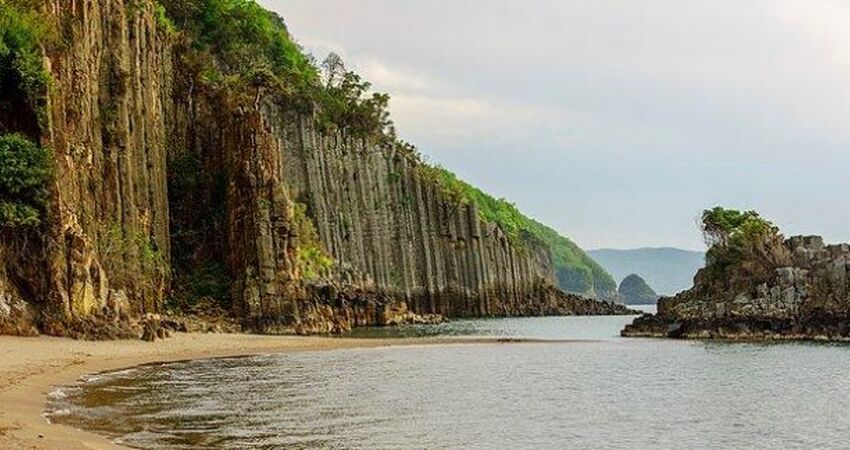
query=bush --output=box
[158,1,392,136]
[0,3,52,129]
[700,207,789,280]
[315,53,392,135]
[292,202,333,281]
[159,0,317,86]
[0,133,51,228]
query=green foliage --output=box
[292,202,333,281]
[168,261,230,310]
[424,166,616,297]
[158,0,317,87]
[700,206,787,279]
[157,1,392,136]
[0,133,51,228]
[153,2,176,34]
[100,224,169,300]
[701,207,778,258]
[167,152,233,309]
[102,225,168,273]
[0,2,52,130]
[701,207,769,247]
[315,53,393,135]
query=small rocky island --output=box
[617,274,659,305]
[623,207,850,341]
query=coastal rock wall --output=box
[0,0,629,337]
[623,235,850,340]
[275,114,555,318]
[212,103,630,331]
[0,0,172,336]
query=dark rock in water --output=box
[617,274,659,305]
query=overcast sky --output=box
[261,0,850,251]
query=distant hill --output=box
[588,248,705,296]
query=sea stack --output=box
[617,274,659,305]
[623,208,850,341]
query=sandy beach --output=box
[0,333,480,449]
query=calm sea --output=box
[46,305,850,449]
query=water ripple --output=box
[46,315,850,449]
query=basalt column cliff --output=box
[0,0,628,338]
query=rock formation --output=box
[0,0,630,338]
[617,274,658,305]
[623,235,850,340]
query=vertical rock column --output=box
[224,108,300,327]
[39,0,172,326]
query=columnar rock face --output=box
[208,103,632,332]
[1,0,171,337]
[623,236,850,340]
[274,113,557,317]
[0,0,630,337]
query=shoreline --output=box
[0,333,512,450]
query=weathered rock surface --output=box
[1,0,170,336]
[0,0,631,338]
[623,236,850,341]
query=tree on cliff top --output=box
[700,207,790,284]
[317,53,393,135]
[157,1,392,137]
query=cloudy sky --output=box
[261,0,850,251]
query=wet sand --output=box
[0,333,491,449]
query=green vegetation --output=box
[157,0,391,135]
[152,2,176,34]
[292,202,334,281]
[166,261,230,311]
[167,152,232,308]
[422,167,616,297]
[315,52,392,135]
[0,1,53,131]
[100,224,169,288]
[0,133,51,228]
[700,207,789,281]
[158,0,315,81]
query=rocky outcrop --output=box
[0,0,630,338]
[617,274,658,305]
[623,236,850,341]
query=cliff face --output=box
[2,0,171,337]
[623,236,850,341]
[0,0,629,338]
[276,112,557,317]
[178,98,630,333]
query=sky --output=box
[260,0,850,251]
